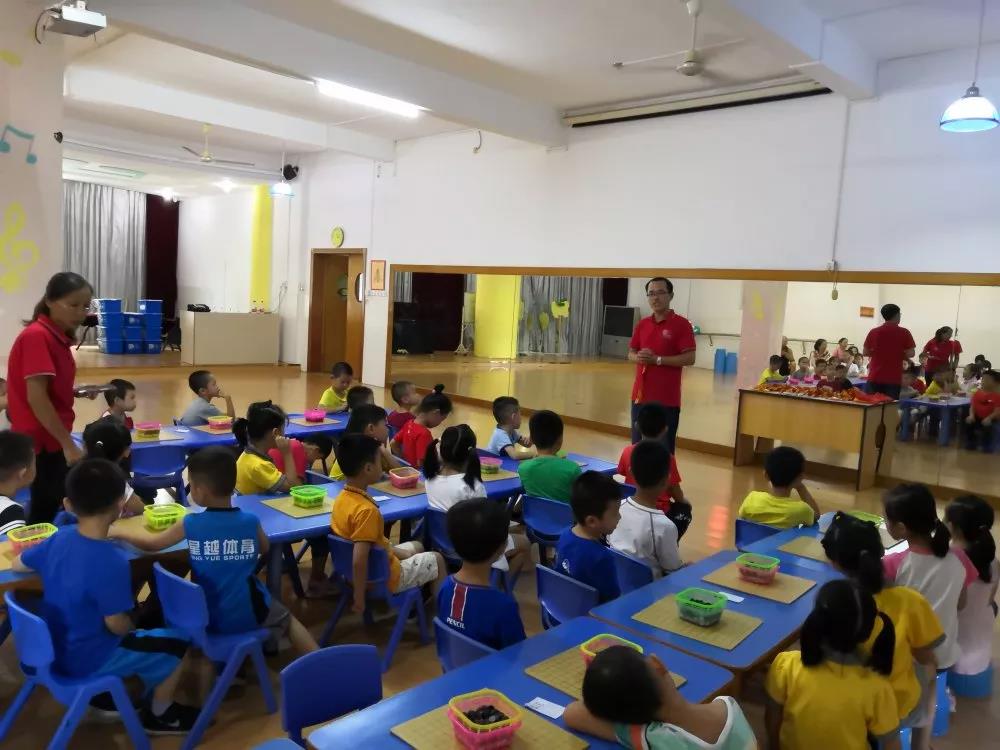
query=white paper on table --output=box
[525,697,565,719]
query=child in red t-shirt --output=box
[390,385,452,467]
[387,380,419,433]
[620,402,691,539]
[965,370,1000,451]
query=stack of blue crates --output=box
[96,299,124,354]
[138,299,163,354]
[95,298,163,354]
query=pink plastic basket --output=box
[389,466,420,489]
[447,689,522,749]
[304,408,326,423]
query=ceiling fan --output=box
[182,124,255,167]
[612,0,746,86]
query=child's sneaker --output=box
[140,702,200,735]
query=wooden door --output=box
[307,250,366,375]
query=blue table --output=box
[899,395,971,445]
[72,425,236,454]
[307,617,734,750]
[743,523,906,563]
[284,413,347,440]
[589,550,841,677]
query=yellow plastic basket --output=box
[8,523,57,553]
[579,633,644,664]
[143,503,186,531]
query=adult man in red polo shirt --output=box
[628,277,696,453]
[863,303,916,400]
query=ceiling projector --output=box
[46,2,107,37]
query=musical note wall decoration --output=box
[0,202,41,293]
[0,124,37,165]
[0,50,22,67]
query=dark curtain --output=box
[411,273,465,351]
[145,194,179,318]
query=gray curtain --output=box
[63,181,146,308]
[394,271,412,302]
[518,276,604,356]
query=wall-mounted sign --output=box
[859,306,874,318]
[368,259,387,297]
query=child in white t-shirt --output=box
[424,424,529,577]
[609,440,682,577]
[882,484,979,670]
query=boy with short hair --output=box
[738,446,819,528]
[0,431,32,535]
[437,499,526,650]
[487,396,534,459]
[789,357,811,382]
[318,362,353,413]
[328,404,401,480]
[387,380,419,432]
[101,378,137,430]
[965,369,1000,451]
[14,458,199,734]
[555,471,622,603]
[331,434,445,615]
[759,355,788,385]
[346,385,375,412]
[110,447,319,654]
[179,370,235,426]
[609,441,683,577]
[517,410,581,503]
[618,402,692,539]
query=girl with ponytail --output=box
[882,484,979,674]
[424,424,530,578]
[233,401,300,495]
[765,579,901,750]
[81,417,145,517]
[823,512,944,750]
[945,495,999,681]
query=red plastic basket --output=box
[447,689,522,749]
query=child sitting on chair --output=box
[565,646,754,749]
[329,404,402,481]
[346,385,375,412]
[100,378,137,430]
[517,410,581,503]
[0,431,31,535]
[965,369,1000,451]
[317,361,353,413]
[487,396,534,460]
[555,471,622,603]
[178,370,235,427]
[332,434,446,615]
[789,357,812,383]
[387,380,419,432]
[436,498,526,650]
[738,446,819,528]
[759,354,788,385]
[14,459,200,734]
[390,385,452,468]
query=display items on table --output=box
[753,382,894,404]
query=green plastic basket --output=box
[290,485,327,508]
[143,503,186,531]
[848,510,884,526]
[675,587,726,627]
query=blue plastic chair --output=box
[321,534,430,672]
[280,645,382,747]
[153,563,276,750]
[305,470,330,485]
[734,519,782,551]
[131,445,189,505]
[0,591,149,750]
[424,509,461,568]
[254,740,303,750]
[611,548,654,593]
[522,495,573,563]
[433,616,496,672]
[536,565,598,630]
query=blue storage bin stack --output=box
[138,300,163,354]
[95,299,125,354]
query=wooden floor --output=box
[390,353,1000,497]
[1,365,997,749]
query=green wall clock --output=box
[331,226,345,248]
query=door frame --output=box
[307,248,367,376]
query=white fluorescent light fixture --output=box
[941,0,999,132]
[161,187,177,202]
[315,78,421,118]
[270,181,294,197]
[215,178,236,193]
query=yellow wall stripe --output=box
[249,184,273,309]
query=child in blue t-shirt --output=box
[13,458,199,735]
[487,396,534,459]
[555,471,623,603]
[109,447,318,654]
[437,499,527,650]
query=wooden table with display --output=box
[733,386,898,491]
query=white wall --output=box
[0,8,64,362]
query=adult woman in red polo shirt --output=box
[7,272,94,523]
[922,326,963,377]
[628,277,696,453]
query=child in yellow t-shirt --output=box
[233,401,300,495]
[766,579,901,750]
[317,361,353,413]
[758,354,788,385]
[822,512,942,750]
[738,446,819,528]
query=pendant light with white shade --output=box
[941,0,999,132]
